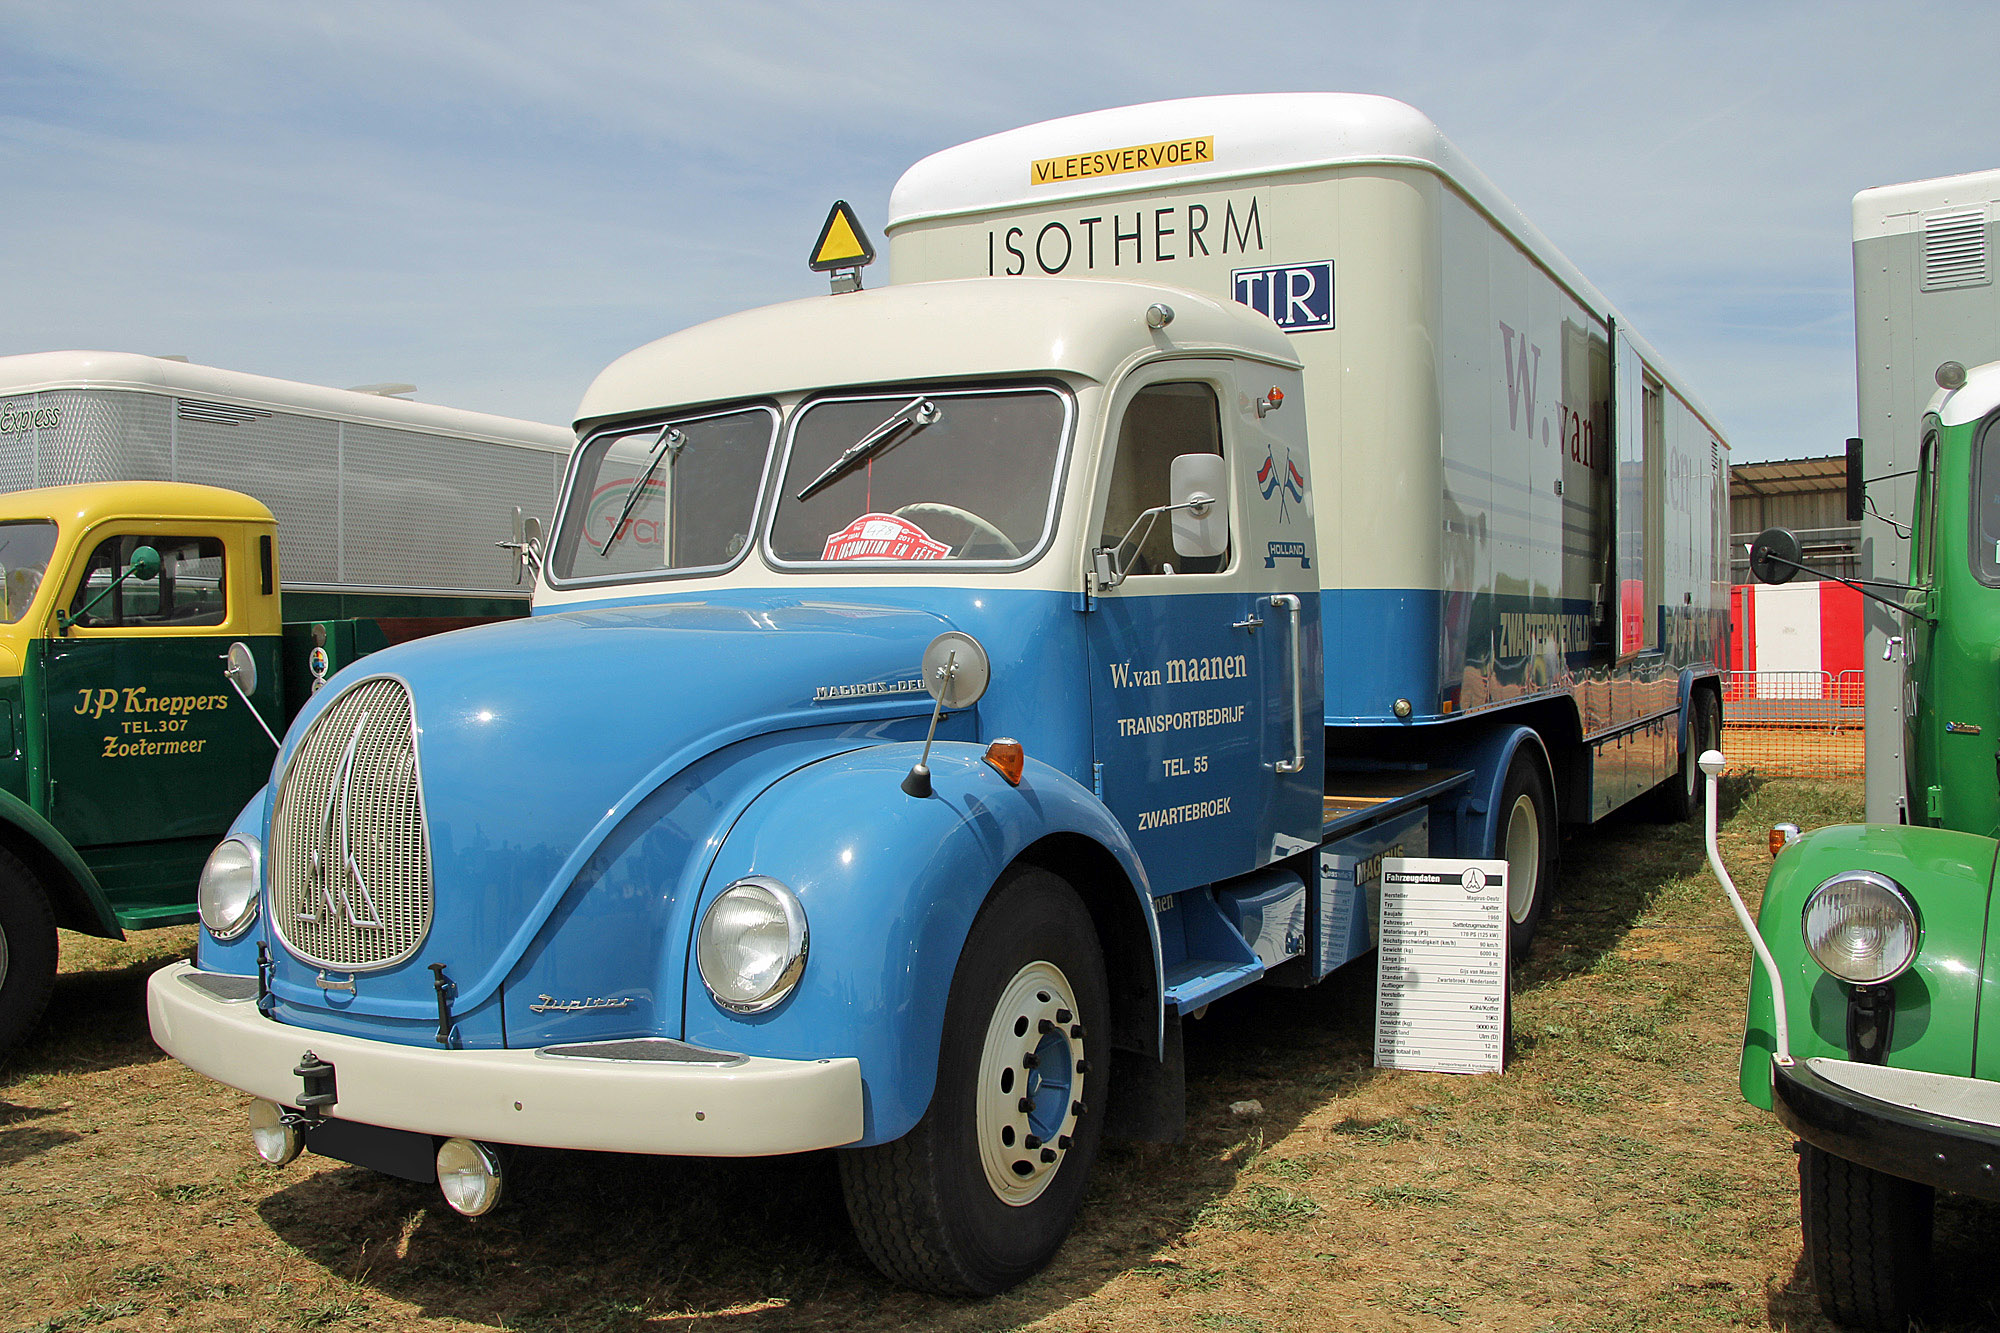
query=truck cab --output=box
[0,483,283,1051]
[149,277,1320,1293]
[1719,359,2000,1329]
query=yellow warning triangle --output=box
[810,200,876,272]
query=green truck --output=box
[1711,354,2000,1329]
[0,352,568,1057]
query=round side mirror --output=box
[1747,527,1803,585]
[920,631,989,710]
[223,641,258,698]
[128,545,162,581]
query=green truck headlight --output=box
[198,836,262,941]
[1802,871,1920,985]
[697,876,808,1013]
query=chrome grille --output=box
[270,677,431,970]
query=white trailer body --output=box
[887,94,1730,821]
[1853,170,2000,820]
[0,351,573,600]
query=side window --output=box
[68,534,227,629]
[1970,418,2000,586]
[1101,381,1228,576]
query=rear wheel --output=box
[1495,752,1557,961]
[838,867,1109,1295]
[1799,1143,1932,1330]
[0,850,58,1059]
[1658,689,1720,822]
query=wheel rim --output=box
[976,959,1087,1206]
[1505,792,1541,924]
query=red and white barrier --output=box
[1730,581,1862,697]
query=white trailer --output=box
[1852,170,2000,821]
[0,351,573,603]
[888,94,1732,879]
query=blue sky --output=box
[3,1,1996,462]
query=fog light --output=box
[437,1138,503,1216]
[248,1098,302,1166]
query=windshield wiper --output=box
[794,396,940,503]
[599,426,686,559]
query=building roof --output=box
[1728,455,1849,498]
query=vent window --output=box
[1922,208,1990,291]
[176,400,274,426]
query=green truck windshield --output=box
[0,520,57,624]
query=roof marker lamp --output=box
[1802,871,1919,986]
[698,877,809,1013]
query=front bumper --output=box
[148,962,864,1156]
[1772,1054,2000,1201]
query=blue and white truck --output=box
[147,95,1730,1294]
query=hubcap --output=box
[1505,793,1540,924]
[976,960,1087,1205]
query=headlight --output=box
[1802,871,1920,985]
[198,836,262,941]
[696,876,808,1013]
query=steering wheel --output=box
[891,503,1022,559]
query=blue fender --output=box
[1426,723,1553,858]
[680,739,1158,1146]
[1675,666,1723,749]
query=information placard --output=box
[1373,857,1508,1074]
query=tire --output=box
[0,848,58,1060]
[838,866,1110,1295]
[1495,751,1557,962]
[1799,1143,1933,1330]
[1658,689,1720,823]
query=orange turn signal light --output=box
[984,738,1024,786]
[1769,823,1801,858]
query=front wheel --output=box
[0,849,58,1059]
[838,866,1109,1295]
[1799,1143,1933,1330]
[1657,689,1720,823]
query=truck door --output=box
[39,525,278,917]
[1084,365,1322,893]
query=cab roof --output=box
[574,277,1298,430]
[0,481,277,527]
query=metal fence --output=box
[1718,669,1865,777]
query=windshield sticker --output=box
[822,513,949,561]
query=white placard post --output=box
[1373,856,1509,1073]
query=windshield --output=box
[549,404,777,582]
[0,520,57,624]
[768,385,1070,566]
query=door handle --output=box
[1269,594,1306,774]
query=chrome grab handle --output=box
[1232,613,1264,632]
[1270,594,1306,774]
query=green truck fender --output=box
[1740,821,1996,1107]
[0,784,122,940]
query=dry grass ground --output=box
[5,776,1998,1333]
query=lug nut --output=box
[1058,1134,1072,1150]
[1018,1096,1034,1113]
[1024,1134,1041,1150]
[1041,1148,1057,1163]
[1038,1018,1054,1034]
[1023,1052,1039,1069]
[1070,1024,1085,1039]
[1071,1100,1086,1117]
[1056,1008,1072,1024]
[1075,1058,1090,1074]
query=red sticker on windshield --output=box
[822,513,950,561]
